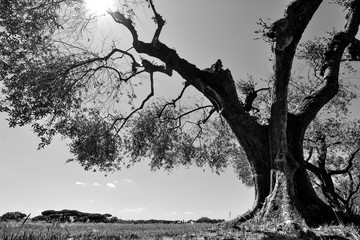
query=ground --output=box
[1,218,359,240]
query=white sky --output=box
[0,1,351,221]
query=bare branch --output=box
[294,1,360,127]
[199,108,216,124]
[329,147,360,175]
[108,11,139,41]
[165,105,214,130]
[158,83,189,117]
[67,48,140,72]
[110,60,173,132]
[113,71,155,132]
[304,161,322,181]
[146,0,166,43]
[305,147,314,162]
[141,59,172,76]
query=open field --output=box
[0,221,216,240]
[1,220,360,240]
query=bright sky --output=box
[0,1,349,221]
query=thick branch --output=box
[305,147,314,162]
[108,11,138,41]
[294,0,360,127]
[107,3,270,166]
[269,0,323,157]
[304,161,323,181]
[108,9,244,116]
[146,0,166,43]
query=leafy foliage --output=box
[121,104,251,185]
[58,113,122,172]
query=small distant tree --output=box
[1,212,27,222]
[108,216,119,223]
[31,215,50,222]
[195,217,224,224]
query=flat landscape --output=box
[1,220,360,240]
[1,221,216,240]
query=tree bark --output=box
[228,0,340,228]
[223,112,270,223]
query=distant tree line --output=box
[0,210,224,224]
[0,212,27,222]
[33,209,112,223]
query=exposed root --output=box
[217,204,263,229]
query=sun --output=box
[84,0,114,16]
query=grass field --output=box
[0,221,216,240]
[1,220,360,239]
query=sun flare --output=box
[84,0,115,16]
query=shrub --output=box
[1,212,27,222]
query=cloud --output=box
[106,183,116,188]
[119,208,146,213]
[75,182,86,186]
[93,183,101,186]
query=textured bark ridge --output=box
[108,0,360,231]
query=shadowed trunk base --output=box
[219,164,340,239]
[218,202,263,229]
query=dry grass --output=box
[0,221,213,240]
[1,219,359,239]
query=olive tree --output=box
[1,0,360,230]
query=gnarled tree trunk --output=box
[221,0,360,228]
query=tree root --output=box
[217,204,262,229]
